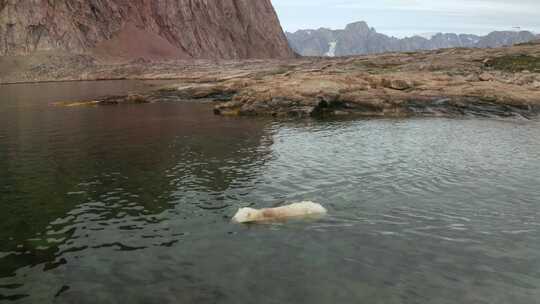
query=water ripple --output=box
[1,88,540,303]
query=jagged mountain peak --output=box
[287,21,538,57]
[345,21,371,32]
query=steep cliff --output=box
[0,0,294,59]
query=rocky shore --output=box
[20,42,540,119]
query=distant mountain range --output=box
[286,21,540,57]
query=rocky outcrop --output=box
[287,21,538,57]
[198,44,540,119]
[0,0,293,59]
[50,42,540,120]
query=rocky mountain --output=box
[0,0,294,59]
[287,21,539,57]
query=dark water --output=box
[1,81,540,303]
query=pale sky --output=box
[271,0,540,37]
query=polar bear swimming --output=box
[232,201,327,224]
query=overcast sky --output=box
[272,0,540,37]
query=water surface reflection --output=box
[1,82,539,303]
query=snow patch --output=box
[325,41,337,57]
[416,32,439,39]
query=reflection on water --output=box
[1,81,540,303]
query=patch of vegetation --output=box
[351,60,403,73]
[485,55,540,72]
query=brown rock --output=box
[126,94,147,104]
[479,73,494,81]
[383,78,412,90]
[465,74,480,82]
[516,74,537,85]
[0,0,293,60]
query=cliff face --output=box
[287,21,539,57]
[0,0,294,59]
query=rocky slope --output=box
[0,0,293,60]
[287,21,539,57]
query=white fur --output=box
[232,201,327,223]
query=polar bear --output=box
[232,201,327,224]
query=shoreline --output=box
[0,77,191,86]
[5,43,540,120]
